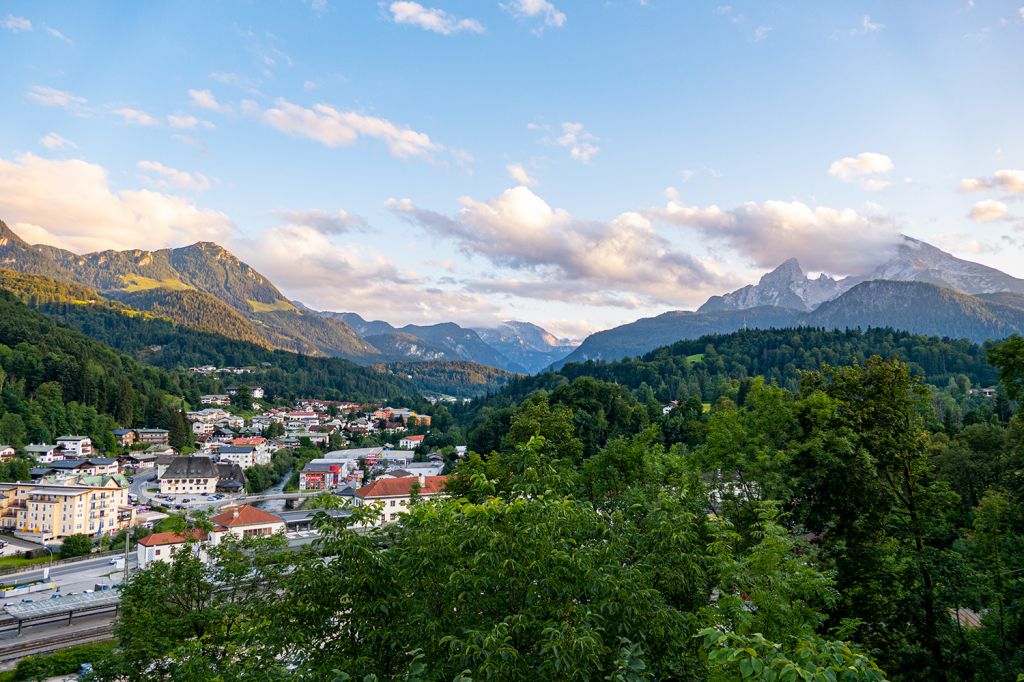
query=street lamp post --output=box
[42,544,53,581]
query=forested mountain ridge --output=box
[0,288,209,451]
[0,270,420,404]
[561,280,1024,367]
[380,360,519,397]
[477,327,1000,412]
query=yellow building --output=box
[0,478,135,542]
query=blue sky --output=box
[1,0,1022,337]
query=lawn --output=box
[0,555,50,571]
[685,353,705,363]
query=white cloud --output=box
[861,15,884,32]
[0,153,232,252]
[649,189,900,274]
[173,134,208,153]
[167,114,215,130]
[969,199,1009,223]
[272,208,365,234]
[828,152,894,190]
[40,133,74,150]
[259,98,442,160]
[44,26,72,44]
[113,107,158,126]
[960,169,1024,193]
[502,0,566,32]
[754,25,773,41]
[26,85,89,113]
[137,160,211,193]
[506,163,538,186]
[388,186,732,307]
[388,2,485,35]
[188,89,232,113]
[242,223,500,326]
[3,14,31,32]
[556,122,599,163]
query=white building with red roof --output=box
[209,505,285,542]
[356,474,448,525]
[136,528,209,568]
[398,434,425,450]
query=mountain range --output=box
[557,236,1024,367]
[0,221,573,373]
[4,220,1023,376]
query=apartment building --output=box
[0,478,134,542]
[56,436,93,458]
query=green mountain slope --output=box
[0,221,372,360]
[0,288,209,449]
[803,280,1024,342]
[472,327,998,412]
[381,360,519,398]
[0,269,418,403]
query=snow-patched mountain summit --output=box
[700,235,1024,313]
[473,321,580,374]
[699,258,844,312]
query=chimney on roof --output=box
[232,506,240,520]
[417,473,425,487]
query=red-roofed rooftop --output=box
[210,504,284,527]
[357,475,448,499]
[137,529,208,547]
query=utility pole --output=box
[123,526,132,584]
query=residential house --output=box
[159,456,219,496]
[192,421,215,437]
[136,529,208,568]
[201,394,231,406]
[56,436,93,458]
[0,446,15,460]
[217,446,257,469]
[136,429,170,446]
[47,458,119,478]
[209,505,285,542]
[355,475,448,525]
[399,434,425,450]
[230,437,273,465]
[111,429,136,447]
[22,444,60,463]
[122,452,157,470]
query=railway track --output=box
[0,623,115,668]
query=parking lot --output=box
[148,492,239,510]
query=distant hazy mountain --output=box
[700,235,1024,314]
[323,312,522,371]
[559,279,1024,366]
[555,307,801,368]
[473,321,579,373]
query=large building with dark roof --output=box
[159,456,219,495]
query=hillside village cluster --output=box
[0,391,457,559]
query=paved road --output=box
[3,554,137,589]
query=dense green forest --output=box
[0,271,419,405]
[379,360,519,397]
[103,337,1024,680]
[0,289,209,449]
[474,327,998,408]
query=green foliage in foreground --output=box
[0,640,116,681]
[95,344,1024,681]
